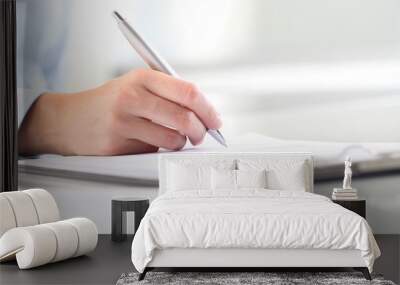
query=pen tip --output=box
[216,130,228,147]
[208,129,228,147]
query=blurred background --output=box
[17,0,400,142]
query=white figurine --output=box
[343,156,352,190]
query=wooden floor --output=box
[0,235,398,285]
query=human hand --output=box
[18,69,222,155]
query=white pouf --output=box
[1,191,39,227]
[0,189,98,269]
[0,196,17,237]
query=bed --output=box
[131,152,380,280]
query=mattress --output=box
[131,190,380,273]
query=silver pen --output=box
[113,11,227,147]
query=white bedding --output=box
[131,190,380,273]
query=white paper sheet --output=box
[19,133,400,182]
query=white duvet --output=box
[131,190,380,273]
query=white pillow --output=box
[211,169,268,191]
[238,159,307,191]
[236,169,267,189]
[167,162,211,191]
[211,168,236,190]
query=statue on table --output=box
[332,156,358,200]
[343,156,352,190]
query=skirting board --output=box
[148,248,366,268]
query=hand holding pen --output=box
[113,11,227,147]
[18,15,224,156]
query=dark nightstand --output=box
[332,199,366,218]
[111,197,149,242]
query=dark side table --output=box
[332,199,366,219]
[111,197,149,242]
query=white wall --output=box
[17,0,400,235]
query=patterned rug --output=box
[116,272,396,285]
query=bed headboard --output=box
[159,152,314,194]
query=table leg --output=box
[112,201,126,241]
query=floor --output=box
[0,235,398,285]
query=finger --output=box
[116,115,187,150]
[132,69,222,130]
[121,89,206,145]
[110,139,159,155]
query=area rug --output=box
[116,272,396,285]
